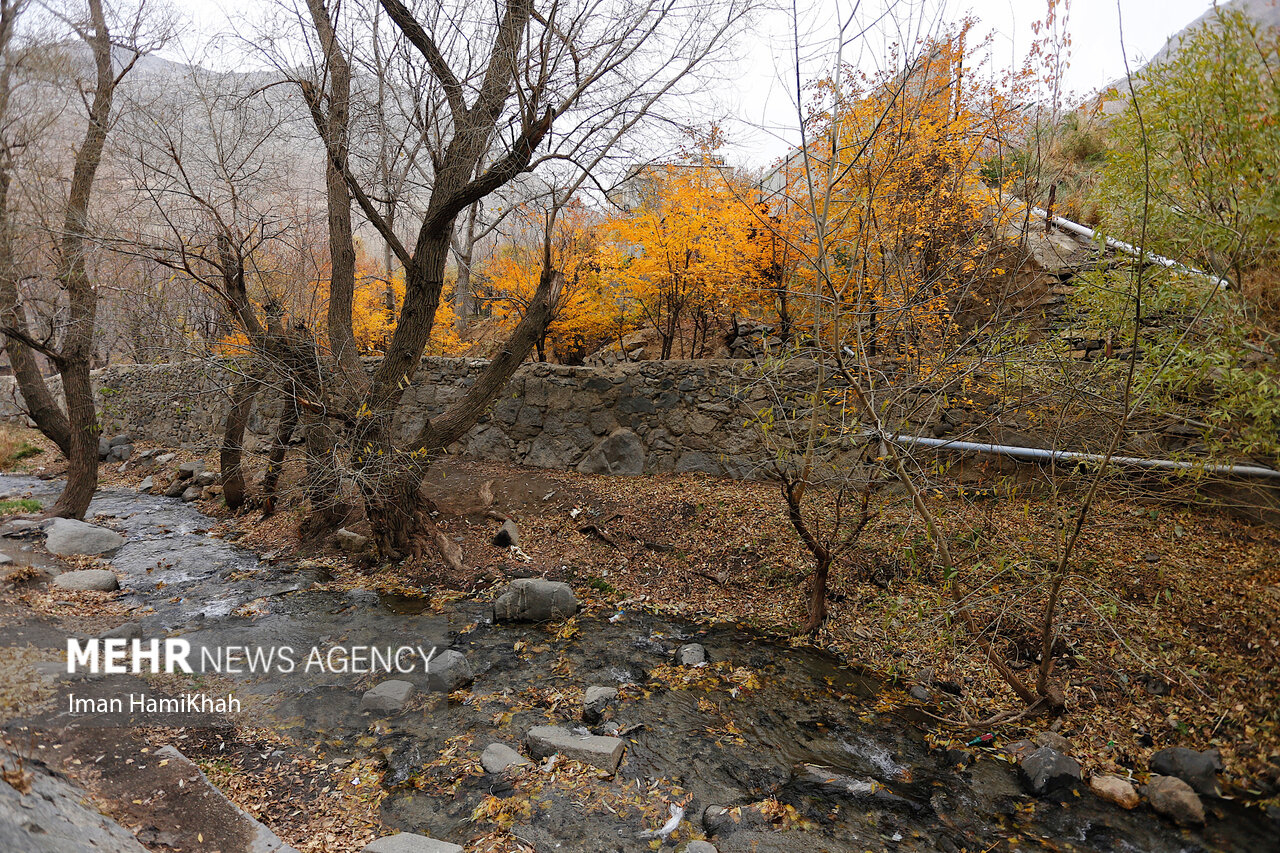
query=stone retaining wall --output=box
[2,358,824,479]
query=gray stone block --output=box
[362,833,463,853]
[526,725,625,773]
[360,679,415,713]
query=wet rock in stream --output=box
[361,679,416,713]
[492,578,579,621]
[424,649,473,692]
[480,743,529,774]
[582,685,618,722]
[526,725,625,773]
[51,568,120,591]
[44,518,124,557]
[1019,746,1083,796]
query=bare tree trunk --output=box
[51,364,98,518]
[303,0,363,390]
[46,0,120,519]
[260,393,299,517]
[300,414,346,537]
[362,267,562,556]
[0,0,70,458]
[220,377,258,511]
[0,180,71,454]
[452,201,480,332]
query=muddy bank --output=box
[1,474,1277,852]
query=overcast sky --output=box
[173,0,1233,167]
[723,0,1228,164]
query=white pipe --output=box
[889,433,1280,481]
[1013,198,1230,289]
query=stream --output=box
[2,473,1277,853]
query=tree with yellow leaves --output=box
[607,129,762,359]
[477,200,616,363]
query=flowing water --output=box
[2,474,1277,852]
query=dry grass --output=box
[0,423,48,472]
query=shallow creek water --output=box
[2,474,1277,852]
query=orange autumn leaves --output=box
[218,32,1021,367]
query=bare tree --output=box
[0,0,157,518]
[114,48,324,512]
[281,0,752,560]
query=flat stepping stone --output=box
[45,518,124,557]
[362,833,463,853]
[480,743,529,774]
[360,679,415,713]
[526,725,625,773]
[53,569,120,591]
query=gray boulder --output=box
[1019,746,1081,796]
[45,518,124,557]
[176,460,204,480]
[107,443,133,463]
[576,428,646,476]
[0,554,11,566]
[426,649,473,692]
[480,743,530,774]
[137,476,154,494]
[97,437,112,460]
[685,843,719,853]
[1146,775,1205,826]
[678,643,707,666]
[526,725,625,773]
[362,834,463,853]
[332,528,369,553]
[492,519,520,548]
[582,685,619,722]
[492,578,579,622]
[1150,747,1222,796]
[155,452,176,466]
[164,478,187,498]
[52,569,120,591]
[180,486,202,502]
[107,434,131,448]
[193,470,217,487]
[360,679,415,713]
